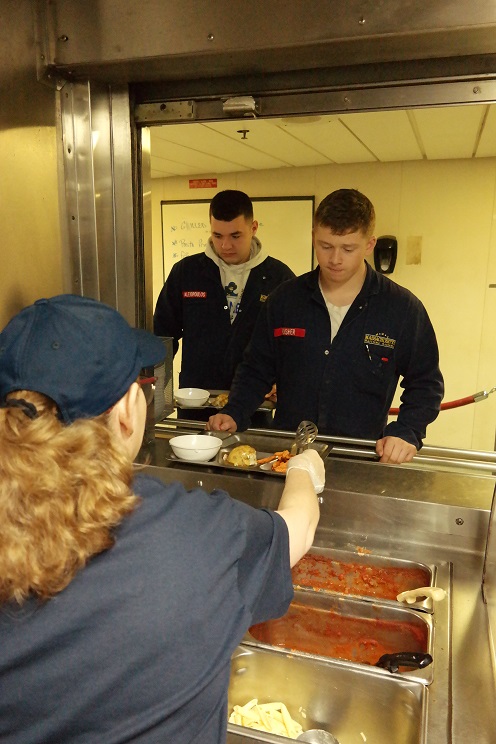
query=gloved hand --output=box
[285,449,326,494]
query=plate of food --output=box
[207,390,275,412]
[220,444,293,475]
[166,437,327,476]
[209,391,229,409]
[219,444,327,476]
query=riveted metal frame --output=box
[58,81,138,325]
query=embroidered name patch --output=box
[182,291,206,299]
[274,327,306,338]
[364,332,396,349]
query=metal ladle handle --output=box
[297,729,340,743]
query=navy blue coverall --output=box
[153,252,295,390]
[222,263,444,447]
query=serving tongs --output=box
[396,586,446,604]
[291,420,318,455]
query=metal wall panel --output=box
[110,88,138,320]
[140,126,153,330]
[59,81,137,324]
[40,0,496,83]
[483,486,496,682]
[60,81,99,299]
[0,0,64,329]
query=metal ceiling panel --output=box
[149,102,496,178]
[414,105,486,159]
[277,117,376,164]
[150,154,215,179]
[339,111,423,162]
[155,123,287,171]
[151,133,251,175]
[206,120,331,168]
[475,105,496,158]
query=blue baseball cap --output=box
[0,295,166,423]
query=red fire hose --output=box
[388,386,496,416]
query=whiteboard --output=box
[160,196,315,283]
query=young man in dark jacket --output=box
[208,189,444,464]
[154,189,295,422]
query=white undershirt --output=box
[319,281,351,342]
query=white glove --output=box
[286,449,326,494]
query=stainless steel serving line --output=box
[144,424,496,743]
[155,420,496,475]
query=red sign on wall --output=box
[189,178,217,189]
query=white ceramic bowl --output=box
[174,387,210,408]
[169,434,223,462]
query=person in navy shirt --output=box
[208,189,444,464]
[154,189,294,422]
[0,294,324,744]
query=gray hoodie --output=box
[205,236,267,323]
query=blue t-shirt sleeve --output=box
[234,503,293,625]
[131,475,293,630]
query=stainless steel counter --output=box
[143,430,496,743]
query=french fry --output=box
[228,699,303,739]
[257,449,294,471]
[274,450,291,460]
[257,454,278,465]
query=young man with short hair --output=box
[208,189,444,464]
[154,189,295,421]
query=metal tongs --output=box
[291,420,318,455]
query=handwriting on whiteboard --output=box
[166,219,210,261]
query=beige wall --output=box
[0,1,64,330]
[152,157,496,451]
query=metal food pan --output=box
[228,644,426,744]
[245,589,434,685]
[292,546,437,613]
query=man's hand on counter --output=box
[264,384,277,403]
[207,413,238,433]
[376,436,417,464]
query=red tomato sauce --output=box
[292,553,430,601]
[249,602,428,666]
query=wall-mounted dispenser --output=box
[374,235,397,274]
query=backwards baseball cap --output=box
[0,295,166,424]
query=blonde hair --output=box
[0,390,139,605]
